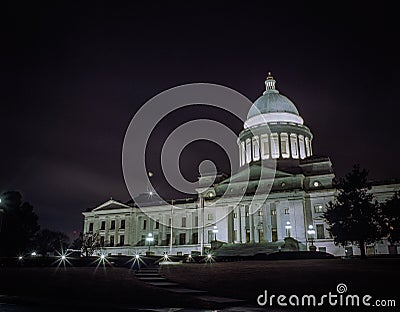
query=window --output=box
[120,219,125,229]
[284,208,290,214]
[252,136,260,161]
[246,211,249,217]
[258,210,263,216]
[299,135,306,159]
[270,133,280,158]
[271,209,277,215]
[100,236,105,246]
[271,228,278,242]
[207,213,213,220]
[208,230,214,242]
[305,137,311,157]
[179,233,186,245]
[316,224,325,239]
[245,138,251,163]
[166,234,171,245]
[260,134,270,159]
[314,204,324,213]
[100,221,105,230]
[182,217,186,227]
[155,220,160,229]
[280,133,290,158]
[119,235,125,246]
[234,230,238,241]
[240,141,246,166]
[192,232,198,244]
[110,235,114,246]
[168,218,172,226]
[89,223,93,232]
[194,216,198,227]
[143,219,147,230]
[290,134,299,159]
[233,212,237,218]
[110,220,115,230]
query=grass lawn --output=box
[161,258,400,306]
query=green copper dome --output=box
[247,73,299,120]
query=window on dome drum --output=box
[260,134,270,159]
[280,133,290,158]
[252,136,260,161]
[181,217,186,227]
[284,208,290,214]
[120,219,125,229]
[270,133,280,158]
[110,220,115,230]
[299,135,306,159]
[143,219,147,230]
[305,137,311,157]
[316,224,325,239]
[119,235,124,246]
[314,204,324,213]
[245,138,252,163]
[194,216,198,227]
[89,223,93,232]
[100,221,105,230]
[240,141,246,166]
[290,134,299,159]
[155,220,160,229]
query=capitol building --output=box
[82,74,400,257]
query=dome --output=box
[246,73,299,120]
[247,92,299,119]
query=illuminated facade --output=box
[82,74,400,257]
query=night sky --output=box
[0,2,397,238]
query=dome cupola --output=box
[238,73,313,166]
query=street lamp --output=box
[146,233,154,253]
[212,225,218,241]
[307,225,316,251]
[285,221,292,237]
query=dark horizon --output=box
[1,2,397,238]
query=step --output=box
[146,282,180,287]
[137,277,166,281]
[166,288,208,294]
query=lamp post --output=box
[285,221,292,237]
[212,225,218,241]
[146,233,154,253]
[307,225,316,251]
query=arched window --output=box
[271,133,279,159]
[305,137,311,157]
[245,138,251,163]
[260,134,270,159]
[240,141,246,166]
[280,133,290,158]
[290,133,299,159]
[252,136,260,161]
[299,135,306,159]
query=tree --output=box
[81,232,100,256]
[324,165,382,258]
[70,232,83,250]
[33,229,69,256]
[0,191,40,256]
[381,192,400,244]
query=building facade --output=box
[82,74,400,257]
